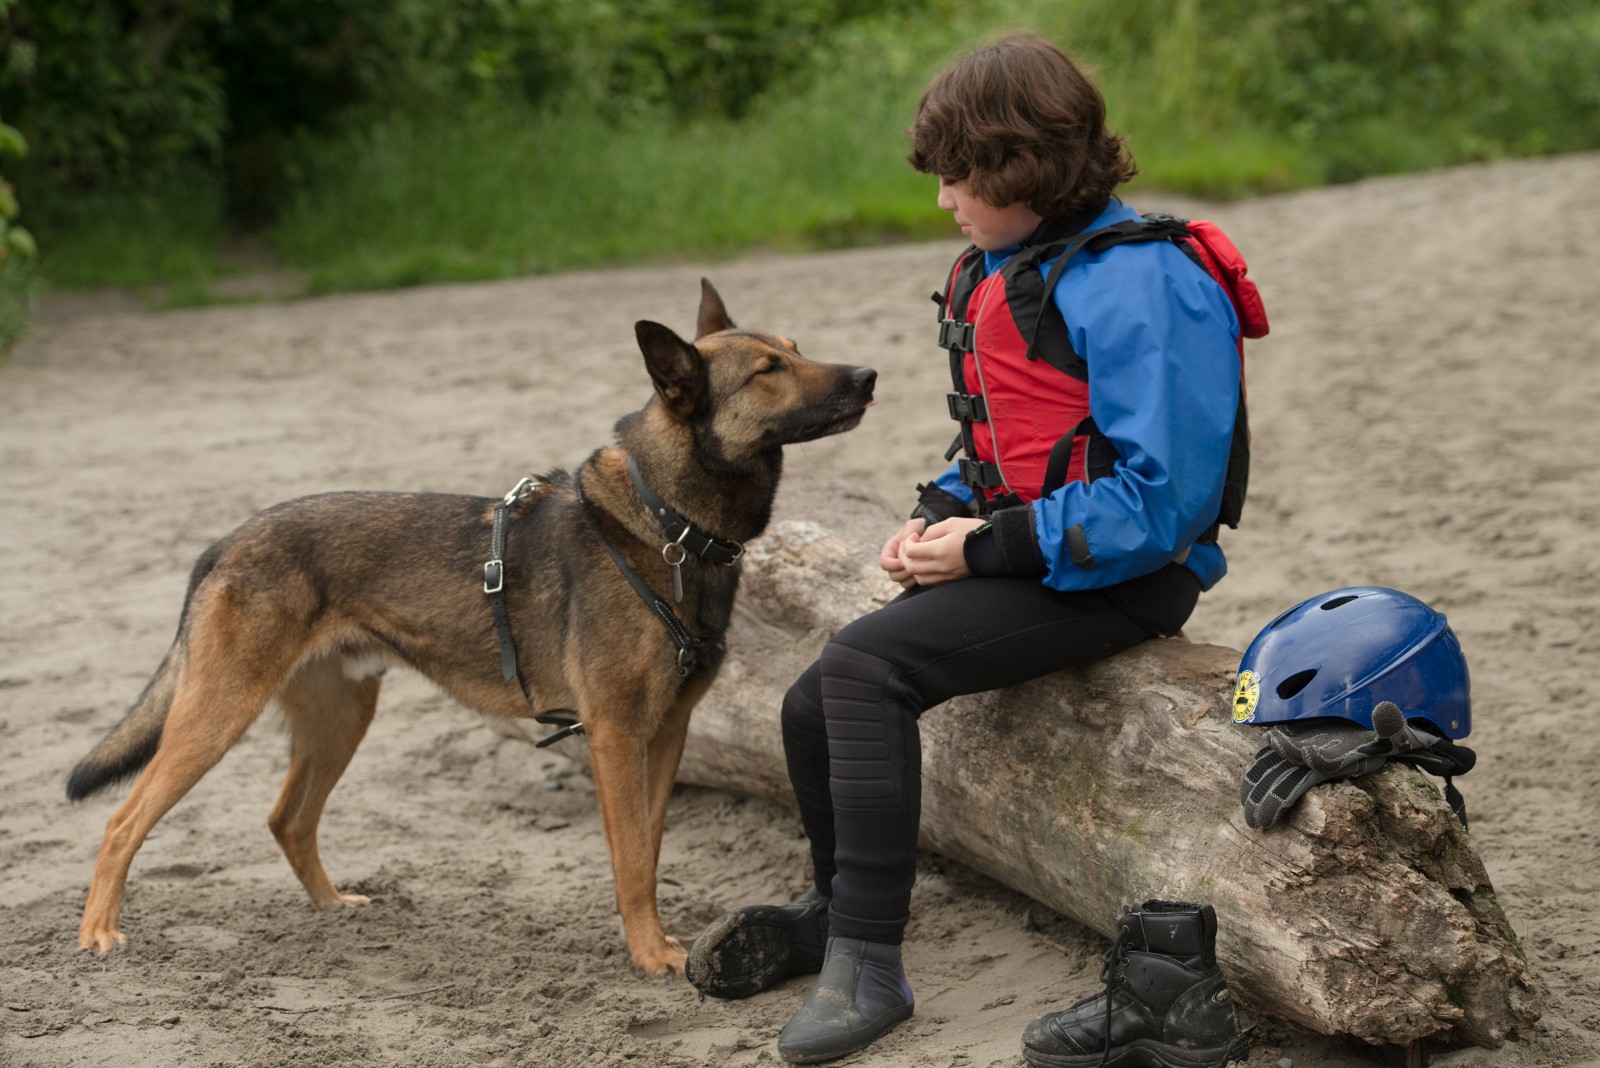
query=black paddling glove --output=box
[909,481,974,525]
[1240,701,1474,829]
[964,506,1047,577]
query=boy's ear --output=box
[695,277,736,339]
[635,320,707,419]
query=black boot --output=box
[776,935,914,1063]
[686,888,829,1000]
[1022,900,1248,1068]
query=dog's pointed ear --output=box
[636,320,706,419]
[695,278,735,339]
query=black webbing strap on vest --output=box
[1024,217,1191,364]
[935,206,1117,513]
[483,476,541,705]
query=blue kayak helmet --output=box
[1233,587,1470,739]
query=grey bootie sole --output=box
[779,1001,913,1064]
[685,892,829,1000]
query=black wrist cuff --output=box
[910,481,973,524]
[964,505,1047,576]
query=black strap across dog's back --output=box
[481,476,586,748]
[483,477,540,705]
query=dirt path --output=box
[3,153,1598,1068]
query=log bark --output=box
[670,479,1542,1050]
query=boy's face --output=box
[937,178,1042,251]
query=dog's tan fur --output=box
[68,281,875,978]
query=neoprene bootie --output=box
[776,935,914,1063]
[686,888,829,1000]
[1022,900,1248,1068]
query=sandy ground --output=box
[3,153,1598,1068]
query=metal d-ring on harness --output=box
[482,475,587,749]
[583,456,744,680]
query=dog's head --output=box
[634,280,876,465]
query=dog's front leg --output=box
[585,719,685,979]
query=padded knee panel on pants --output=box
[817,642,925,942]
[819,643,922,813]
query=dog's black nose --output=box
[851,367,878,395]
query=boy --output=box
[688,33,1245,1064]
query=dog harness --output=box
[483,476,585,748]
[936,210,1268,543]
[480,462,741,747]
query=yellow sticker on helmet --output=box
[1232,670,1260,723]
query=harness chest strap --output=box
[583,461,741,678]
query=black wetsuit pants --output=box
[779,563,1200,945]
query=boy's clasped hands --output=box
[881,516,987,588]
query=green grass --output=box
[33,182,224,291]
[20,0,1600,302]
[0,259,41,352]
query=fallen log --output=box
[668,479,1542,1051]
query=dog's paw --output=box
[317,891,371,909]
[78,928,127,956]
[634,935,688,980]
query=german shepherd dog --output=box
[67,281,875,978]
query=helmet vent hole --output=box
[1266,608,1296,630]
[1319,595,1360,611]
[1276,669,1318,700]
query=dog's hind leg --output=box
[585,711,686,979]
[268,656,381,910]
[78,593,295,954]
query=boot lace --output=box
[1094,923,1133,1067]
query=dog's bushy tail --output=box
[66,544,218,801]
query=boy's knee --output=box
[818,641,927,721]
[818,641,900,687]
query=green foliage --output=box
[0,0,229,195]
[5,0,1600,298]
[0,87,37,352]
[31,179,221,289]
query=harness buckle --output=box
[483,559,505,594]
[937,318,975,353]
[945,391,988,423]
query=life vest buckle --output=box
[937,318,975,353]
[957,457,1006,490]
[945,391,988,423]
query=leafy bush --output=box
[0,0,228,196]
[5,0,1599,295]
[0,106,37,352]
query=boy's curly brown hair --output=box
[908,34,1137,221]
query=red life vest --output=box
[935,212,1268,538]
